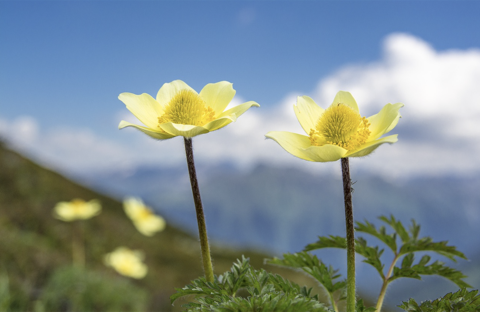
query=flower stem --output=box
[184,137,214,282]
[72,220,85,268]
[341,157,356,312]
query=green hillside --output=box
[0,141,320,311]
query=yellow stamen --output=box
[309,103,371,151]
[158,89,215,126]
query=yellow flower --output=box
[266,91,403,162]
[118,80,260,139]
[104,247,147,279]
[53,199,101,222]
[123,197,166,237]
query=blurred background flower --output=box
[104,247,148,279]
[53,199,101,222]
[123,197,166,236]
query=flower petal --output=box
[199,81,236,115]
[294,96,324,134]
[118,93,163,129]
[346,134,398,158]
[265,131,316,161]
[158,123,209,138]
[367,103,404,141]
[331,91,359,112]
[218,101,260,119]
[204,116,235,132]
[303,144,347,162]
[119,120,175,140]
[156,80,195,106]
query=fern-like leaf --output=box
[390,253,471,288]
[356,219,397,252]
[399,288,480,312]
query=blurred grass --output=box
[1,141,349,311]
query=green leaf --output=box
[399,288,480,312]
[172,256,335,311]
[304,236,347,251]
[355,237,385,279]
[304,236,386,280]
[171,256,251,304]
[266,252,345,294]
[390,253,471,289]
[356,298,376,312]
[399,237,467,262]
[355,219,397,252]
[409,219,421,241]
[379,215,410,244]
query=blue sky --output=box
[1,1,480,178]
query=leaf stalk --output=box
[376,254,399,311]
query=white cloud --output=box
[1,116,39,146]
[2,33,480,179]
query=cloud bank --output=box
[2,33,480,179]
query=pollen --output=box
[309,103,371,151]
[158,89,215,126]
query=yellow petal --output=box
[346,134,398,158]
[158,123,209,138]
[367,103,404,141]
[204,116,235,132]
[156,80,195,106]
[134,217,166,236]
[303,144,347,162]
[119,120,175,140]
[265,131,315,161]
[331,91,359,113]
[218,101,260,119]
[118,93,163,129]
[294,96,324,134]
[199,81,236,115]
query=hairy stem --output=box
[184,137,214,282]
[341,158,356,312]
[376,254,399,311]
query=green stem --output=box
[328,291,339,312]
[72,220,85,268]
[184,137,214,282]
[376,254,399,311]
[341,158,356,312]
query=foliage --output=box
[267,252,346,310]
[38,265,149,312]
[304,215,470,288]
[399,288,480,312]
[171,256,330,312]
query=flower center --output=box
[137,208,153,221]
[158,89,215,126]
[309,103,371,151]
[71,199,86,213]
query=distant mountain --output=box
[79,160,480,310]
